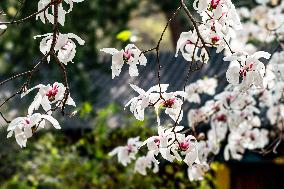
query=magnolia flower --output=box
[155,91,186,125]
[34,33,85,64]
[268,51,284,80]
[223,130,245,160]
[224,51,271,90]
[187,162,209,181]
[194,0,242,29]
[175,134,200,167]
[187,100,216,127]
[267,105,284,125]
[125,84,168,121]
[188,108,208,127]
[223,122,266,160]
[243,128,269,150]
[209,113,228,142]
[109,137,142,166]
[197,77,218,95]
[7,113,60,148]
[176,31,209,63]
[101,44,147,79]
[134,151,159,175]
[197,140,220,162]
[185,83,202,103]
[185,77,218,103]
[21,82,75,115]
[37,0,84,26]
[141,126,184,162]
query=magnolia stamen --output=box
[180,140,190,151]
[162,98,176,108]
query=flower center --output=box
[154,138,160,146]
[24,119,30,125]
[127,144,133,153]
[162,98,176,108]
[210,0,221,9]
[239,62,254,79]
[46,84,59,101]
[186,40,194,45]
[123,50,133,63]
[216,114,226,122]
[250,133,255,141]
[180,140,190,151]
[61,41,72,51]
[211,36,220,44]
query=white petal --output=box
[66,96,76,106]
[100,48,119,55]
[28,93,43,115]
[40,114,61,129]
[226,66,240,85]
[67,33,85,45]
[128,64,139,77]
[130,84,146,95]
[7,131,13,138]
[253,51,271,60]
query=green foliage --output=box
[0,104,216,189]
[79,102,93,118]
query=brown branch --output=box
[180,0,210,57]
[142,6,181,99]
[0,2,53,25]
[0,0,72,126]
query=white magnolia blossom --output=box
[176,0,243,64]
[37,0,84,26]
[7,113,60,148]
[194,0,242,29]
[224,124,269,160]
[187,162,209,181]
[125,83,186,125]
[34,33,85,64]
[21,82,76,115]
[175,30,209,63]
[109,137,142,166]
[134,151,159,175]
[188,100,217,127]
[185,79,270,163]
[176,134,200,167]
[189,0,242,55]
[224,51,271,91]
[185,77,218,103]
[232,2,284,52]
[101,44,147,79]
[243,128,269,150]
[140,126,183,162]
[125,84,168,121]
[140,126,200,168]
[267,51,284,80]
[155,91,186,125]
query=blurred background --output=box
[0,0,284,188]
